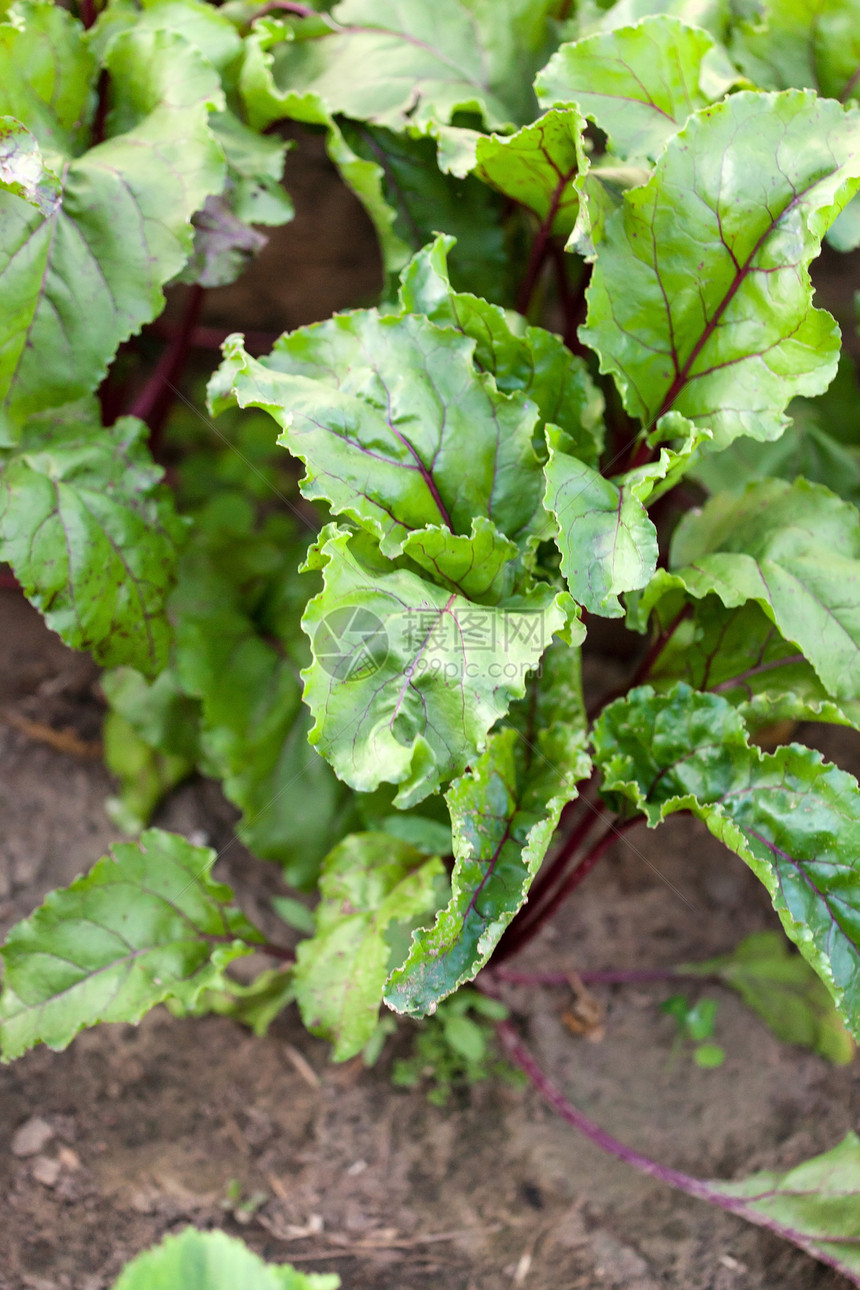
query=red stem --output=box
[513,819,638,958]
[630,603,693,688]
[78,0,96,28]
[91,69,109,148]
[148,320,281,355]
[492,797,604,965]
[498,1021,860,1284]
[260,941,296,964]
[129,284,205,453]
[516,234,553,318]
[496,814,638,964]
[549,244,590,356]
[586,603,693,723]
[0,569,20,591]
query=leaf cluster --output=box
[3,0,860,1276]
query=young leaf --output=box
[239,17,415,278]
[0,117,60,216]
[685,931,855,1064]
[578,0,732,41]
[731,0,860,103]
[386,699,591,1016]
[0,409,186,677]
[301,525,577,807]
[639,478,860,701]
[545,415,703,617]
[0,19,224,436]
[594,684,860,1039]
[242,0,560,137]
[0,0,95,156]
[709,1133,860,1283]
[690,357,860,503]
[101,666,202,833]
[580,90,860,450]
[536,16,738,161]
[641,595,860,732]
[398,235,604,465]
[294,833,442,1060]
[0,830,263,1060]
[210,311,547,558]
[112,1227,340,1290]
[89,0,244,80]
[470,108,585,239]
[568,158,651,260]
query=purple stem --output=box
[79,0,95,28]
[549,243,590,356]
[149,320,281,355]
[129,284,205,453]
[492,798,605,966]
[497,816,636,963]
[260,941,296,964]
[0,569,20,591]
[516,171,577,319]
[499,1021,860,1285]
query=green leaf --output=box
[0,0,95,156]
[568,158,651,260]
[398,235,604,465]
[580,90,860,451]
[640,478,860,701]
[641,595,860,732]
[0,829,263,1060]
[536,17,738,161]
[0,19,225,436]
[385,701,591,1016]
[167,966,296,1036]
[593,683,860,1038]
[578,0,732,41]
[294,833,442,1060]
[242,0,560,137]
[112,1227,340,1290]
[731,0,860,103]
[171,495,356,887]
[0,117,60,216]
[210,113,292,228]
[471,108,585,239]
[301,525,577,807]
[90,0,244,80]
[340,122,514,302]
[101,667,201,833]
[690,358,860,504]
[709,1133,860,1282]
[237,0,558,280]
[210,310,547,559]
[0,409,186,677]
[92,5,292,286]
[686,931,856,1064]
[545,415,703,617]
[239,17,413,278]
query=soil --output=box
[2,130,860,1290]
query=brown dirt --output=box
[2,132,860,1290]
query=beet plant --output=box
[3,0,860,1278]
